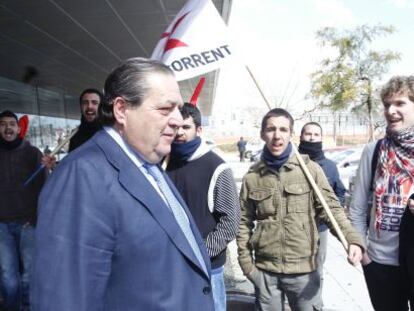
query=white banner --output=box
[151,0,234,81]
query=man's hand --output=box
[245,267,260,284]
[41,155,56,170]
[245,267,254,278]
[361,252,372,266]
[245,267,257,281]
[347,244,363,266]
[408,199,414,216]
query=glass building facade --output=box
[0,76,80,154]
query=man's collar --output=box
[104,126,145,168]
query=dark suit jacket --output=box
[31,130,214,311]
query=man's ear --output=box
[113,97,128,126]
[196,126,203,136]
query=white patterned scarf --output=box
[374,125,414,236]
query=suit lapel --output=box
[163,172,212,272]
[94,131,210,278]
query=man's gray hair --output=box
[100,57,174,126]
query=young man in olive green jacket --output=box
[236,108,365,311]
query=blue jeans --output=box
[211,266,226,311]
[0,223,35,311]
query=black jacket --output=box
[0,140,47,223]
[315,157,346,231]
[69,117,102,152]
[399,193,414,298]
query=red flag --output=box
[189,77,206,106]
[18,115,29,138]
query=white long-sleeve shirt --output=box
[349,140,414,266]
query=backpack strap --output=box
[370,138,383,191]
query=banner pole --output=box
[291,143,349,250]
[23,127,79,187]
[245,65,272,110]
[49,127,79,157]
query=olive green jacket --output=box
[236,154,365,275]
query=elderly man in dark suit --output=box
[30,58,214,311]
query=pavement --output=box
[222,152,374,311]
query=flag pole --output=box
[245,65,272,110]
[244,65,348,251]
[291,144,348,250]
[23,127,79,187]
[48,127,79,158]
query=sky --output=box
[213,0,414,117]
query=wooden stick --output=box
[23,128,79,187]
[49,127,79,157]
[245,65,272,110]
[291,143,349,250]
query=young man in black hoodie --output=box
[68,88,103,152]
[41,89,103,169]
[298,121,346,307]
[0,110,47,311]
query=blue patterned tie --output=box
[144,164,208,274]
